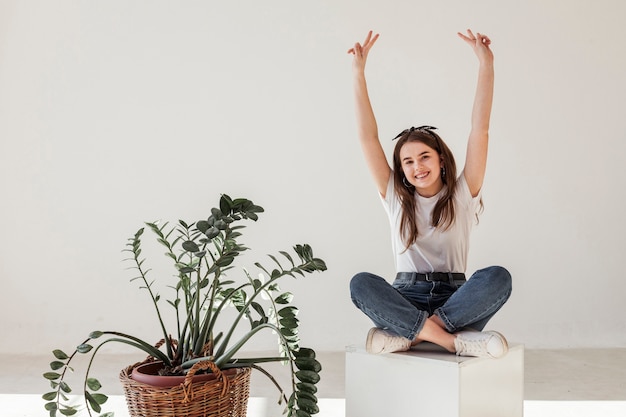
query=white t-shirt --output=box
[380,172,482,274]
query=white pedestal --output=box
[345,343,524,417]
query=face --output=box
[399,141,444,197]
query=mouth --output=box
[415,171,429,180]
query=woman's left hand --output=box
[458,29,493,64]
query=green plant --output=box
[42,194,327,417]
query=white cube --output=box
[345,343,524,417]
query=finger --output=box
[363,30,372,45]
[368,32,380,47]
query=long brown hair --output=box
[392,127,458,248]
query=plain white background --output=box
[1,0,625,357]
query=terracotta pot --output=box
[130,361,236,388]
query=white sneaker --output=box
[366,328,412,354]
[454,330,509,359]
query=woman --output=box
[348,30,512,358]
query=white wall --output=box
[1,0,625,356]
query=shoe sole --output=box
[487,330,509,358]
[365,328,378,354]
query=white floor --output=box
[3,348,626,416]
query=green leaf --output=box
[296,382,318,394]
[211,207,223,219]
[216,256,234,267]
[59,381,71,393]
[50,361,65,370]
[182,240,200,252]
[250,301,265,318]
[86,378,102,391]
[280,317,299,328]
[220,195,232,215]
[274,292,293,304]
[278,306,298,318]
[85,392,102,413]
[76,344,92,353]
[295,357,322,372]
[43,372,61,380]
[89,331,103,339]
[294,348,316,359]
[52,350,69,360]
[312,258,327,271]
[59,408,78,416]
[206,226,220,239]
[280,327,298,337]
[297,390,318,403]
[42,392,57,401]
[90,393,108,405]
[296,397,319,414]
[196,220,210,233]
[44,402,58,411]
[295,370,320,384]
[279,251,295,266]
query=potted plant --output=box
[42,194,327,417]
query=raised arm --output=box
[458,29,495,197]
[348,31,391,197]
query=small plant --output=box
[42,194,327,417]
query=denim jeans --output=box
[350,266,512,340]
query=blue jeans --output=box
[350,266,512,340]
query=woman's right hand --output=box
[348,31,380,73]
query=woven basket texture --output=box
[119,361,251,417]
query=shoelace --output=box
[455,334,491,356]
[383,334,411,352]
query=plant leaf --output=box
[296,397,319,414]
[44,402,58,411]
[182,240,200,252]
[50,361,65,370]
[43,372,61,380]
[294,348,316,359]
[76,344,92,354]
[296,382,318,394]
[274,292,293,305]
[42,392,57,401]
[85,392,102,413]
[86,378,102,391]
[52,350,69,360]
[295,370,320,384]
[278,306,298,318]
[295,357,322,372]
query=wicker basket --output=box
[120,360,251,417]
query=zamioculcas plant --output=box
[43,194,327,417]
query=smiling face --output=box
[399,141,444,197]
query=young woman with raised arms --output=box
[348,29,512,358]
